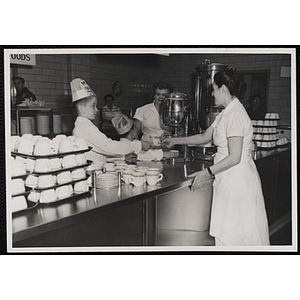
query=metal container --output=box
[160,91,190,136]
[194,61,228,130]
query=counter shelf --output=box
[11,147,92,159]
[32,160,92,176]
[28,174,90,192]
[38,187,92,206]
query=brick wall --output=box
[14,52,292,127]
[153,53,292,125]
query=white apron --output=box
[209,99,269,246]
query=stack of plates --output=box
[53,114,62,134]
[20,117,33,135]
[37,114,50,135]
[96,173,118,189]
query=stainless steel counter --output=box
[11,145,291,247]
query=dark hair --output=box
[104,94,114,102]
[214,67,245,98]
[153,82,173,95]
[13,76,25,84]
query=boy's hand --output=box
[125,152,137,164]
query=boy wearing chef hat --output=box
[112,114,163,161]
[71,78,144,163]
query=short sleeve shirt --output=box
[133,102,165,141]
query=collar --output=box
[222,98,241,117]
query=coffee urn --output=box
[194,60,228,131]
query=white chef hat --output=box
[112,114,134,135]
[70,78,97,102]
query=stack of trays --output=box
[36,113,50,135]
[20,117,33,135]
[252,113,280,149]
[96,173,118,189]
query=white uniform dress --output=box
[73,116,141,163]
[210,98,269,246]
[133,102,165,142]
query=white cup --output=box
[34,140,54,155]
[129,172,145,187]
[22,133,33,140]
[27,191,40,202]
[31,135,42,145]
[11,136,20,152]
[56,134,67,140]
[25,158,35,172]
[51,137,61,154]
[122,169,134,184]
[76,154,87,165]
[62,155,78,168]
[57,171,73,185]
[146,171,163,185]
[74,180,89,194]
[56,184,73,199]
[40,189,57,203]
[11,178,25,195]
[25,174,38,188]
[71,168,86,180]
[73,137,88,150]
[11,159,26,177]
[18,138,34,155]
[11,196,27,212]
[58,138,74,153]
[49,158,61,171]
[37,174,55,188]
[34,159,51,173]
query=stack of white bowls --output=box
[96,173,118,189]
[36,113,50,135]
[53,114,62,134]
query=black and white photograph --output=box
[4,47,297,253]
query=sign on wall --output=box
[10,54,36,66]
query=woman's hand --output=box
[161,137,175,148]
[187,169,212,191]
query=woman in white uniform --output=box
[133,82,174,142]
[162,68,269,246]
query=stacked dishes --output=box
[96,173,118,189]
[252,113,280,149]
[20,117,33,135]
[10,134,92,210]
[36,113,50,135]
